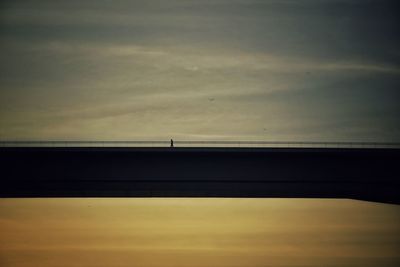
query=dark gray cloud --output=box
[0,0,399,141]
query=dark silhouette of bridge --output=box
[1,141,399,204]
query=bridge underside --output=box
[1,147,399,204]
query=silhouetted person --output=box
[170,139,174,147]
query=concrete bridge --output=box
[1,143,399,204]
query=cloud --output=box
[0,0,399,141]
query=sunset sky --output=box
[0,0,399,141]
[1,198,399,267]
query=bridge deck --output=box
[1,147,399,204]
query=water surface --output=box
[0,198,399,267]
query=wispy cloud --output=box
[0,0,399,141]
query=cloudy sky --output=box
[0,0,399,141]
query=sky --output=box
[1,198,399,267]
[0,0,399,141]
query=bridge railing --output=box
[1,141,400,148]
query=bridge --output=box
[1,141,399,204]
